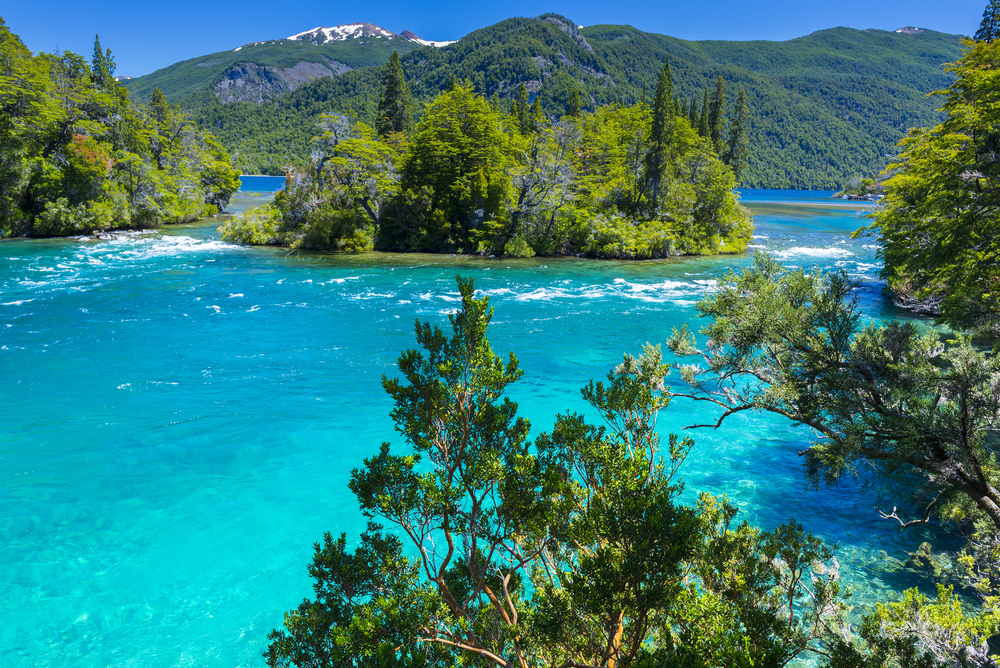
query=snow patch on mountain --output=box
[285,23,454,47]
[288,23,396,43]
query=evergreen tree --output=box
[645,60,674,211]
[976,0,1000,42]
[91,34,114,89]
[708,75,726,154]
[530,95,545,132]
[566,86,582,117]
[688,97,698,126]
[375,51,413,137]
[724,89,750,183]
[447,73,457,91]
[515,82,530,133]
[150,87,168,126]
[698,90,710,137]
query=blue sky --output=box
[3,0,988,77]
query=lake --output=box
[0,187,947,666]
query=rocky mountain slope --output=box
[126,23,450,103]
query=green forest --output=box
[219,57,753,259]
[0,19,240,238]
[139,14,964,189]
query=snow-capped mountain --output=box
[286,23,455,47]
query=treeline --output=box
[176,15,961,188]
[0,19,240,238]
[220,57,753,259]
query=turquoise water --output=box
[1,190,948,666]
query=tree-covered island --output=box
[219,58,754,259]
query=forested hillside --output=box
[126,33,421,103]
[159,14,963,188]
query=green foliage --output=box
[0,18,240,237]
[382,84,511,252]
[163,16,964,189]
[218,203,282,245]
[977,0,1000,42]
[669,252,1000,533]
[866,38,1000,334]
[245,85,751,258]
[708,75,726,155]
[269,277,961,667]
[724,89,750,183]
[375,51,413,137]
[827,585,1000,667]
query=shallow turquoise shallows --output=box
[1,190,948,667]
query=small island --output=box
[219,57,754,260]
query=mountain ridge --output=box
[132,14,965,189]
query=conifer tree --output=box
[708,76,726,154]
[375,51,414,137]
[724,89,750,183]
[688,97,698,126]
[698,90,710,137]
[530,95,545,132]
[566,86,582,117]
[515,83,530,133]
[91,35,114,89]
[976,0,1000,42]
[645,60,674,211]
[150,87,169,126]
[447,73,457,91]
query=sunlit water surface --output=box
[1,186,954,666]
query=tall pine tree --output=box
[698,90,710,137]
[566,86,582,117]
[91,35,115,89]
[515,83,530,133]
[645,59,674,211]
[977,0,1000,41]
[724,89,750,183]
[375,51,413,137]
[708,76,726,154]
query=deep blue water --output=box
[1,191,945,666]
[237,175,286,192]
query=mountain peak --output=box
[285,23,455,47]
[895,26,925,34]
[287,23,396,43]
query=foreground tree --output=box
[977,0,1000,42]
[266,277,856,668]
[668,252,1000,531]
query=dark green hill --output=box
[175,15,965,188]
